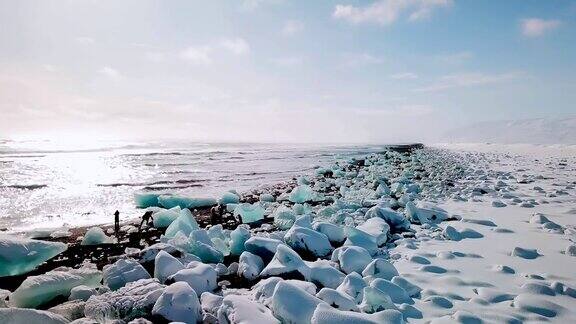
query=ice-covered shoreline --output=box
[1,143,575,323]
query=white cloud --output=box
[436,51,473,65]
[521,18,561,37]
[75,36,95,45]
[416,72,521,92]
[390,72,418,80]
[144,52,166,62]
[179,46,213,65]
[333,0,452,26]
[270,56,304,67]
[240,0,284,11]
[219,38,250,55]
[341,52,384,67]
[282,20,305,36]
[99,66,121,80]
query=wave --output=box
[1,184,47,190]
[97,179,204,188]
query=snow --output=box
[151,282,202,324]
[311,303,404,324]
[0,234,67,276]
[361,259,399,280]
[270,281,324,324]
[81,227,113,245]
[10,266,102,308]
[218,294,279,324]
[103,258,151,291]
[169,261,217,294]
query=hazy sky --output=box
[1,0,575,143]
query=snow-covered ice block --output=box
[169,261,217,294]
[336,272,367,303]
[0,234,67,276]
[361,259,399,280]
[201,292,223,315]
[356,217,390,246]
[244,236,283,262]
[284,224,333,257]
[151,282,201,324]
[0,308,69,324]
[370,278,412,304]
[234,203,265,224]
[289,185,316,203]
[365,206,410,231]
[316,288,358,311]
[271,281,324,324]
[311,303,404,324]
[391,276,421,297]
[158,195,217,209]
[69,285,99,301]
[218,294,280,324]
[313,222,346,245]
[154,251,184,283]
[260,244,309,280]
[84,278,165,322]
[164,208,200,238]
[103,258,151,291]
[343,226,378,255]
[219,192,240,205]
[334,246,372,275]
[359,286,397,313]
[238,251,264,281]
[229,227,251,256]
[405,201,449,224]
[81,227,113,245]
[10,266,102,308]
[308,260,346,289]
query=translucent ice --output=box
[158,195,217,209]
[229,226,251,256]
[153,207,181,228]
[238,251,265,280]
[164,208,200,238]
[273,205,296,230]
[289,185,316,203]
[134,193,160,208]
[0,234,67,276]
[234,203,265,223]
[10,266,102,308]
[81,227,113,245]
[219,192,240,205]
[103,258,151,291]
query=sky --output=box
[0,0,575,144]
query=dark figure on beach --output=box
[139,211,154,230]
[114,210,120,237]
[210,205,222,225]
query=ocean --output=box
[0,140,385,231]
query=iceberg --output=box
[103,258,151,291]
[188,230,224,263]
[333,246,373,275]
[10,266,102,308]
[0,234,67,276]
[284,224,333,258]
[356,217,390,246]
[260,244,309,279]
[238,251,264,280]
[81,227,113,245]
[316,288,359,311]
[69,285,99,301]
[336,272,367,303]
[361,259,399,281]
[218,294,280,324]
[151,282,202,324]
[289,185,316,203]
[244,236,283,262]
[273,205,296,230]
[152,207,181,228]
[164,208,200,238]
[219,192,240,205]
[343,226,378,255]
[313,222,346,245]
[154,251,184,283]
[259,193,276,202]
[0,308,69,324]
[134,193,161,208]
[359,286,397,313]
[234,203,265,223]
[158,195,217,209]
[229,226,251,256]
[365,205,410,232]
[271,281,324,324]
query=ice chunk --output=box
[370,278,412,304]
[154,251,184,283]
[334,246,372,275]
[0,234,67,276]
[201,291,223,315]
[151,282,201,324]
[271,281,324,324]
[259,193,276,203]
[313,222,346,245]
[158,195,217,209]
[405,201,449,224]
[336,272,367,302]
[391,276,421,297]
[84,278,165,322]
[238,251,264,281]
[0,308,69,324]
[245,236,283,262]
[81,227,113,245]
[260,244,310,280]
[218,294,280,324]
[188,230,224,263]
[134,193,160,208]
[164,208,200,238]
[359,286,397,313]
[308,260,346,289]
[356,217,390,246]
[316,288,359,311]
[311,303,404,324]
[361,259,399,280]
[153,207,181,228]
[289,185,316,203]
[229,227,250,256]
[69,285,99,301]
[169,261,217,294]
[284,224,333,258]
[219,192,240,205]
[343,227,378,255]
[234,203,265,223]
[365,206,410,231]
[103,258,151,291]
[10,266,102,308]
[273,205,296,230]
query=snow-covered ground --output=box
[1,143,575,323]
